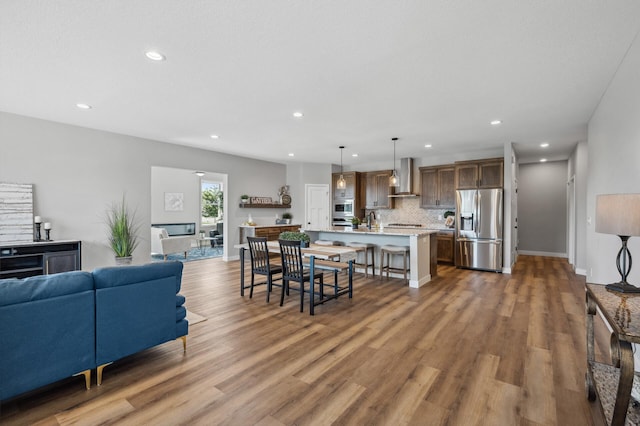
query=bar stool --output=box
[379,245,410,281]
[347,242,376,277]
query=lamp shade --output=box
[596,194,640,237]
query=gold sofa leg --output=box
[179,335,187,352]
[97,362,113,386]
[73,369,92,390]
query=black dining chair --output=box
[247,237,282,302]
[278,239,324,312]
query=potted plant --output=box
[351,217,361,229]
[279,230,311,248]
[282,212,292,224]
[240,194,250,204]
[106,195,140,265]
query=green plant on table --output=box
[282,212,293,220]
[279,231,310,244]
[351,217,361,225]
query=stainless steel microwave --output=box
[334,200,354,216]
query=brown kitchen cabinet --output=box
[332,171,360,200]
[365,170,395,209]
[420,165,455,208]
[455,158,503,189]
[436,230,455,264]
[239,225,301,243]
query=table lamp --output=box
[596,194,640,293]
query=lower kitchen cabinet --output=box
[436,230,455,264]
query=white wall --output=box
[568,141,588,274]
[518,161,568,256]
[0,112,289,269]
[286,162,332,225]
[587,31,640,284]
[151,166,201,227]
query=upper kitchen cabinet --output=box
[365,170,395,209]
[420,165,455,208]
[455,158,504,189]
[332,171,359,199]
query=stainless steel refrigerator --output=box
[455,188,503,272]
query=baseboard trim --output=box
[518,250,567,258]
[575,268,587,276]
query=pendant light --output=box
[337,146,346,189]
[389,137,399,187]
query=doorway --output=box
[305,184,330,229]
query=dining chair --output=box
[247,237,282,302]
[278,239,324,312]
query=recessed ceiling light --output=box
[540,158,548,162]
[210,134,219,139]
[195,171,205,177]
[292,112,304,118]
[352,153,358,157]
[145,51,166,61]
[490,120,502,126]
[288,153,294,157]
[76,103,92,110]
[540,142,549,148]
[424,144,432,148]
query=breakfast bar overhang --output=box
[302,227,438,288]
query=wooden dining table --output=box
[235,241,357,315]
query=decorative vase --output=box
[115,256,132,266]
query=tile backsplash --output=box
[365,197,454,229]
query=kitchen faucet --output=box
[367,211,376,229]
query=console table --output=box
[586,284,640,425]
[0,240,81,279]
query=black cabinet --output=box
[0,241,81,279]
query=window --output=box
[201,181,223,225]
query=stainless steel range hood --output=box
[389,158,419,197]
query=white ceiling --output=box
[2,1,640,166]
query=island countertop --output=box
[301,226,437,237]
[302,227,437,288]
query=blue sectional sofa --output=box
[0,261,187,402]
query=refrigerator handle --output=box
[474,192,480,234]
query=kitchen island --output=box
[302,227,437,288]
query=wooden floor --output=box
[1,255,613,425]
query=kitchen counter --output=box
[302,227,437,288]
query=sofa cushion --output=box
[0,271,94,307]
[93,261,186,366]
[93,261,183,293]
[176,294,186,306]
[0,279,95,401]
[176,305,186,322]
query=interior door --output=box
[306,184,330,229]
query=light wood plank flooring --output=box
[0,255,613,425]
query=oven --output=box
[332,218,352,227]
[334,200,354,217]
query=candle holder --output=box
[45,229,51,241]
[34,222,42,242]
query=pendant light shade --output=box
[389,138,399,187]
[337,146,346,189]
